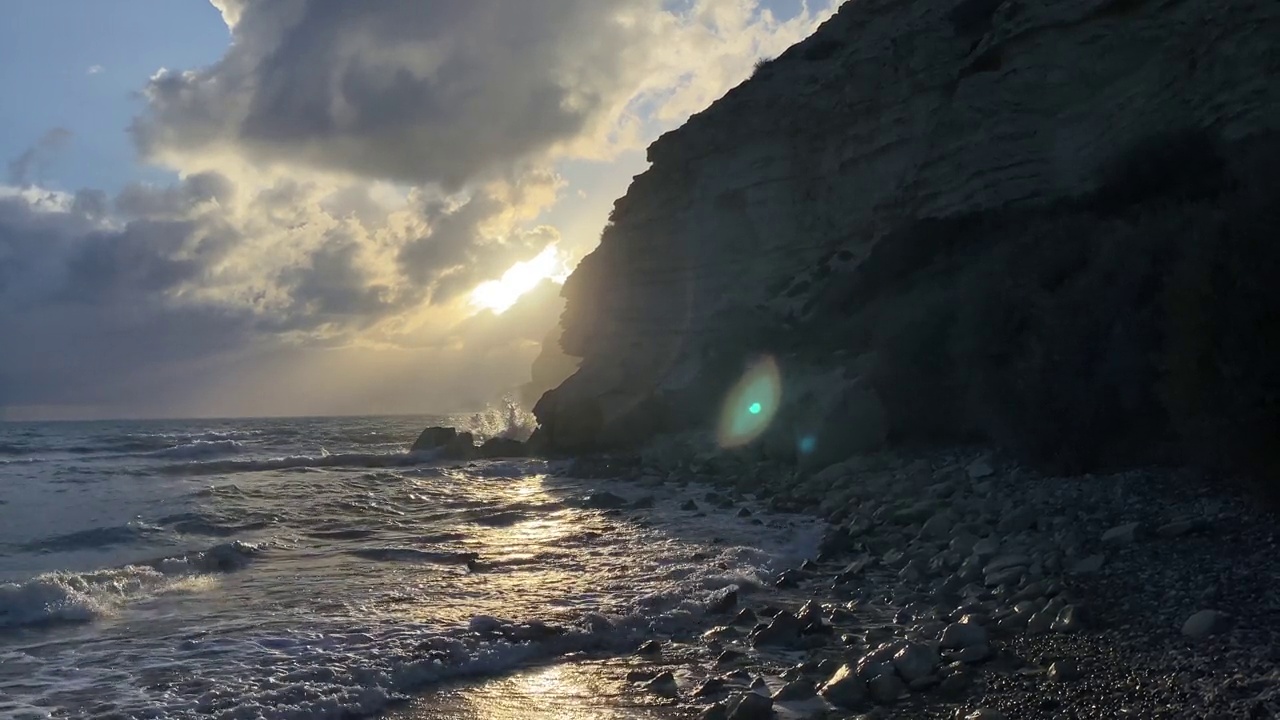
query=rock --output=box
[727,691,774,720]
[1102,522,1140,545]
[819,664,868,709]
[772,679,816,701]
[868,674,906,705]
[627,669,657,683]
[985,554,1031,573]
[708,587,739,614]
[644,671,679,698]
[477,436,526,458]
[997,508,1037,534]
[696,677,730,698]
[937,672,970,698]
[960,710,1007,720]
[921,513,954,540]
[1157,518,1207,538]
[632,495,656,509]
[1052,605,1084,633]
[940,622,988,649]
[732,607,758,625]
[949,644,992,664]
[581,492,630,509]
[699,703,729,720]
[967,458,994,479]
[681,500,700,511]
[751,611,802,646]
[1025,608,1057,635]
[1048,659,1081,683]
[717,649,747,665]
[636,639,663,656]
[1069,554,1105,574]
[737,507,753,517]
[1182,609,1228,639]
[409,426,457,452]
[950,533,980,555]
[971,538,1000,559]
[773,569,802,589]
[892,642,940,683]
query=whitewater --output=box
[0,415,821,719]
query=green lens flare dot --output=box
[748,402,762,415]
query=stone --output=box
[477,436,526,458]
[971,538,1000,559]
[892,642,941,683]
[868,674,906,705]
[644,671,679,698]
[921,513,954,540]
[1182,609,1228,639]
[708,587,739,614]
[1069,554,1105,574]
[696,678,730,698]
[681,500,700,511]
[819,664,867,709]
[1052,605,1084,633]
[949,644,992,664]
[1048,659,1081,683]
[636,639,663,655]
[717,649,746,665]
[732,607,758,625]
[699,703,729,720]
[1102,522,1140,545]
[1157,519,1207,538]
[772,679,816,701]
[942,620,988,648]
[960,710,1007,720]
[967,458,994,479]
[581,492,630,510]
[997,508,1037,534]
[751,611,802,646]
[727,691,774,720]
[1025,608,1057,635]
[410,426,457,452]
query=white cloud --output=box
[87,64,105,75]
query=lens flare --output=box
[716,356,782,449]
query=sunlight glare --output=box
[469,245,571,314]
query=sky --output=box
[0,0,838,421]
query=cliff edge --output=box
[533,0,1280,483]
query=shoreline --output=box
[404,445,1279,719]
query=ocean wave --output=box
[158,511,276,538]
[147,439,245,460]
[23,521,165,553]
[347,548,480,564]
[167,451,434,476]
[0,541,263,630]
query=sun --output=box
[469,245,571,314]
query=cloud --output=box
[133,0,839,187]
[1,0,842,419]
[87,65,105,75]
[7,127,72,186]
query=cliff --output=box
[533,0,1280,480]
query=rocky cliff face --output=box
[533,0,1280,469]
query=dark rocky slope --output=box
[531,0,1280,491]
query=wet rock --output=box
[1025,607,1057,635]
[937,671,970,698]
[1182,609,1228,639]
[960,710,1007,720]
[699,702,729,720]
[1069,554,1105,574]
[774,569,802,589]
[1102,522,1140,545]
[921,513,954,540]
[645,671,679,698]
[636,639,663,656]
[727,691,773,720]
[478,436,526,458]
[581,492,630,510]
[737,507,754,517]
[950,533,980,555]
[632,495,656,509]
[967,458,995,479]
[949,643,993,664]
[941,621,989,649]
[868,674,906,705]
[1052,605,1084,633]
[410,426,458,452]
[819,664,868,709]
[708,587,739,614]
[772,678,816,701]
[972,538,1000,559]
[681,500,700,511]
[751,611,802,646]
[732,607,758,625]
[892,642,941,683]
[998,508,1037,534]
[717,649,747,665]
[627,669,657,682]
[696,677,730,698]
[1048,658,1081,683]
[1157,518,1207,538]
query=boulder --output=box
[727,692,773,720]
[410,426,458,452]
[1181,609,1228,639]
[478,437,527,458]
[818,664,867,709]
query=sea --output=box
[0,414,821,719]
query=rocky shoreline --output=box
[543,445,1279,719]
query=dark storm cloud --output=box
[134,0,653,186]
